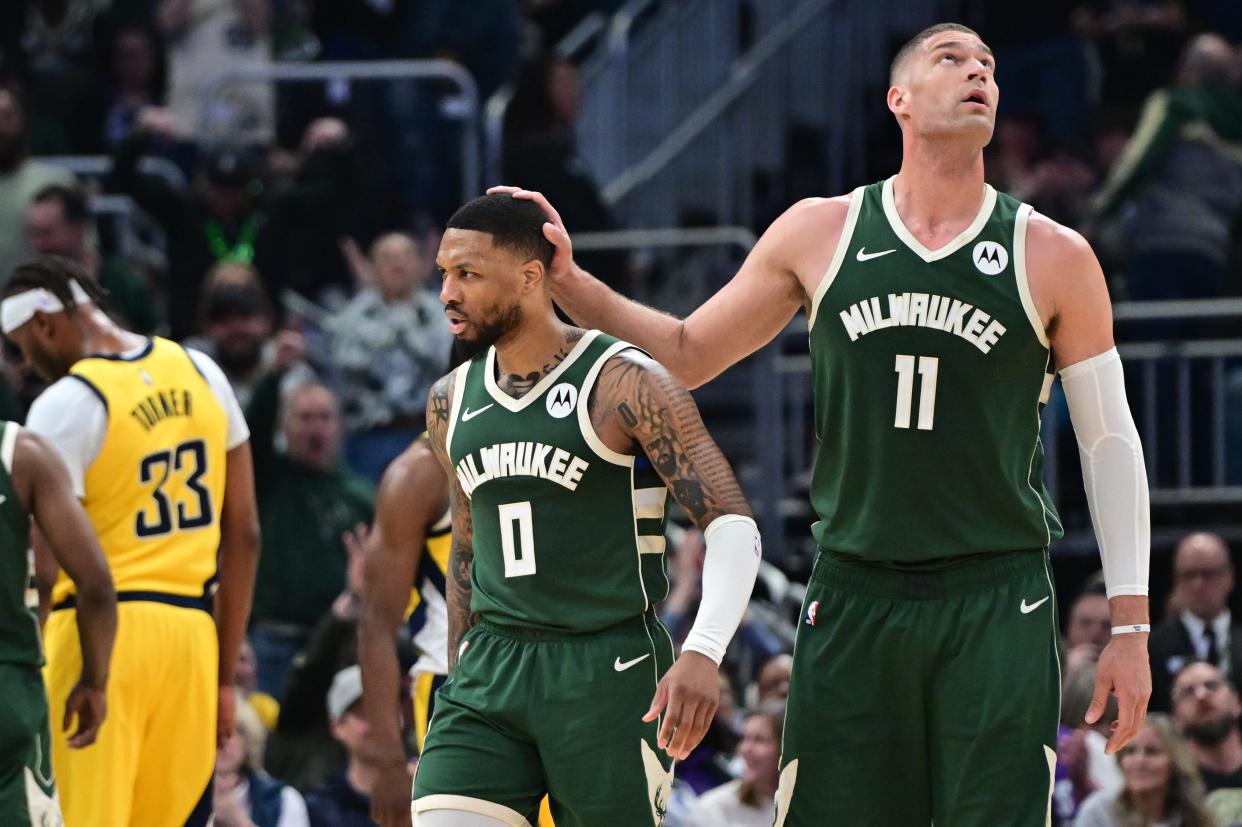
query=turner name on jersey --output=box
[455,441,591,498]
[838,291,1008,354]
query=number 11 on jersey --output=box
[894,354,939,431]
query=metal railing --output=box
[763,298,1242,558]
[201,60,481,204]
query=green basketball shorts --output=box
[0,663,62,827]
[776,549,1060,827]
[414,612,677,827]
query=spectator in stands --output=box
[76,18,169,154]
[159,0,275,142]
[330,231,451,481]
[1172,661,1242,792]
[258,118,380,305]
[754,654,792,704]
[1094,33,1242,304]
[214,691,310,827]
[502,54,628,291]
[1074,714,1215,827]
[0,83,76,284]
[1062,664,1124,806]
[686,701,784,827]
[1064,580,1113,680]
[304,665,382,827]
[110,107,267,338]
[185,263,289,408]
[1150,533,1241,713]
[235,638,280,732]
[24,182,159,332]
[247,378,374,696]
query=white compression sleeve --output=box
[1059,348,1150,597]
[681,515,762,665]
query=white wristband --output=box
[1111,624,1151,635]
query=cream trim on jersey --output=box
[444,362,471,461]
[633,487,668,520]
[1,422,19,476]
[1013,204,1050,348]
[575,338,637,468]
[881,176,997,263]
[807,186,866,330]
[413,795,532,826]
[1026,352,1055,548]
[484,330,601,413]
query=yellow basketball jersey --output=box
[53,338,229,605]
[404,510,451,621]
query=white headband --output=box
[1,281,93,335]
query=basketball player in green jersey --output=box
[0,422,117,826]
[412,194,761,827]
[495,22,1153,826]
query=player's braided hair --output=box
[6,255,111,312]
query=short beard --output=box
[216,343,263,375]
[456,302,522,360]
[1183,715,1239,746]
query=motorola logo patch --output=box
[972,241,1008,275]
[546,383,578,418]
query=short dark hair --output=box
[6,256,110,310]
[445,194,554,269]
[890,22,984,84]
[32,183,90,225]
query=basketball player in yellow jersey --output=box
[358,433,558,827]
[3,257,261,827]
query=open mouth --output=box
[962,89,989,108]
[445,309,468,335]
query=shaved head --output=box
[890,22,986,85]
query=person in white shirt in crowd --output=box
[214,690,310,827]
[1074,714,1215,827]
[330,231,452,481]
[686,702,784,827]
[1150,533,1241,713]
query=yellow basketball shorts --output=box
[43,599,217,827]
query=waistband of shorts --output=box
[476,610,659,642]
[812,548,1048,600]
[52,590,212,614]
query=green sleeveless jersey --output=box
[0,422,41,666]
[807,179,1063,564]
[447,330,670,632]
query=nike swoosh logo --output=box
[0,495,6,506]
[614,654,651,672]
[856,247,897,262]
[1020,596,1050,614]
[461,404,494,422]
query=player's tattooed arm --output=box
[426,372,476,671]
[594,351,752,529]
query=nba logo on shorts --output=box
[805,600,819,626]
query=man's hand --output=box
[367,751,415,827]
[1085,632,1151,754]
[218,685,237,748]
[643,650,720,760]
[63,681,106,748]
[486,187,576,284]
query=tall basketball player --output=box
[495,22,1152,825]
[4,257,260,826]
[411,194,762,827]
[0,422,116,826]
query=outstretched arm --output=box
[15,430,117,748]
[593,351,760,759]
[494,187,832,388]
[426,373,475,672]
[359,441,446,827]
[215,443,261,745]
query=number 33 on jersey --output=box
[53,338,231,607]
